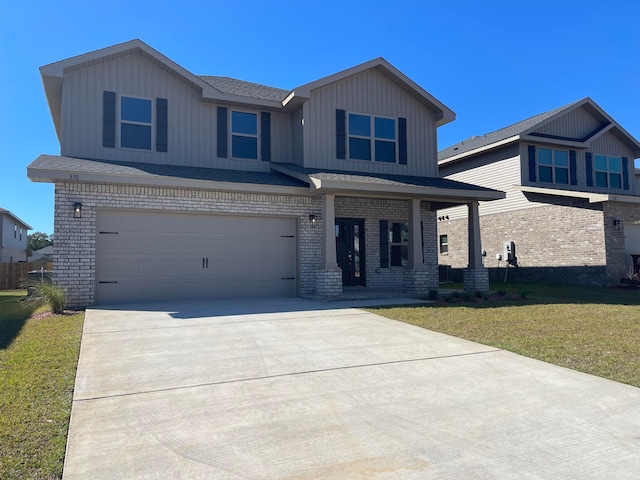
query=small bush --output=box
[496,290,507,297]
[24,281,67,314]
[444,293,456,303]
[520,290,531,300]
[427,289,439,300]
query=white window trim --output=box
[594,154,622,189]
[439,234,449,254]
[537,147,569,185]
[118,94,154,151]
[230,109,259,161]
[347,112,398,163]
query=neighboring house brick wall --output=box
[438,202,612,285]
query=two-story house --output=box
[28,39,503,308]
[437,98,640,285]
[0,208,31,263]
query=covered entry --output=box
[95,210,297,304]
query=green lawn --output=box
[0,291,84,480]
[369,283,640,388]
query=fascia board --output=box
[309,177,505,201]
[26,166,311,196]
[519,135,588,149]
[514,185,609,203]
[438,135,520,165]
[0,210,32,230]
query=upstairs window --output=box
[348,113,397,163]
[594,155,622,188]
[537,148,569,184]
[120,96,152,150]
[231,111,258,159]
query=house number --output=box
[69,174,80,180]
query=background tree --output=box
[27,232,53,250]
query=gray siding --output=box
[0,216,28,263]
[439,146,534,219]
[60,52,290,172]
[304,69,439,176]
[533,105,602,139]
[291,106,304,165]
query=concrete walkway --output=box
[64,298,640,479]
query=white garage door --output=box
[96,210,297,304]
[625,224,640,256]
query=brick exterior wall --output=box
[437,200,640,286]
[54,182,439,307]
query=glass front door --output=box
[335,218,365,286]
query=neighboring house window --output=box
[120,96,153,150]
[348,113,396,162]
[537,148,569,184]
[439,234,448,254]
[19,228,23,241]
[594,155,622,188]
[231,111,258,159]
[14,224,17,238]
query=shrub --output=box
[427,289,439,300]
[24,281,67,314]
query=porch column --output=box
[407,198,423,268]
[322,193,337,268]
[404,198,429,297]
[464,200,489,293]
[317,193,342,298]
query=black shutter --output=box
[336,109,346,159]
[586,152,594,187]
[398,117,407,165]
[527,145,536,182]
[261,112,271,162]
[622,157,630,190]
[569,150,577,185]
[217,107,228,158]
[379,220,389,268]
[156,98,168,152]
[103,91,116,148]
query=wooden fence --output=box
[0,262,53,290]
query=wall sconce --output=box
[309,214,317,227]
[613,219,621,227]
[73,202,82,218]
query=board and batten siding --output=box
[533,105,603,139]
[60,52,290,172]
[290,106,304,166]
[304,69,439,176]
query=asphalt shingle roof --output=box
[199,76,290,102]
[272,163,500,193]
[30,155,309,188]
[438,99,585,161]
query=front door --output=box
[336,218,365,286]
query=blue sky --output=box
[1,0,638,234]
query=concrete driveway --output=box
[64,298,640,479]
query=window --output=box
[537,148,569,184]
[120,96,152,150]
[348,113,396,162]
[14,224,17,238]
[389,222,409,266]
[594,155,622,188]
[439,234,449,254]
[231,111,258,159]
[19,228,23,241]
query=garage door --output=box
[96,210,297,304]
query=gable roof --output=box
[285,57,455,126]
[199,76,290,102]
[0,208,32,230]
[439,98,640,164]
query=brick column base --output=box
[404,268,436,297]
[463,267,489,293]
[316,267,343,298]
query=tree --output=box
[27,232,53,251]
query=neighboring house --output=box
[0,208,31,263]
[28,245,54,265]
[437,98,640,285]
[28,39,503,308]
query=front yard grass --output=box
[0,290,84,480]
[369,283,640,388]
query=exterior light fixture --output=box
[309,214,317,227]
[74,202,82,218]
